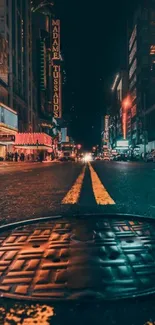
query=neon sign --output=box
[52,20,60,60]
[52,19,62,118]
[104,115,109,142]
[53,64,61,118]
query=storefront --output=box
[115,140,129,153]
[0,103,18,159]
[14,133,54,161]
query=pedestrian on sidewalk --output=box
[39,151,44,162]
[15,152,18,162]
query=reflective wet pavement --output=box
[0,215,155,301]
[1,161,155,225]
[1,161,155,323]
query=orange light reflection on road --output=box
[0,304,54,325]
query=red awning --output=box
[15,133,52,147]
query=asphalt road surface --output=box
[0,160,155,325]
[0,160,155,224]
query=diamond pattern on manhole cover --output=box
[0,217,155,301]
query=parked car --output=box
[144,150,155,162]
[109,155,114,160]
[103,155,110,161]
[113,154,121,161]
[95,156,102,161]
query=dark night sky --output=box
[55,0,140,149]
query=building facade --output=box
[128,0,155,150]
[0,0,38,133]
[109,71,128,148]
[31,6,63,140]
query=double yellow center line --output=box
[62,165,86,204]
[62,163,115,205]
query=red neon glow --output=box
[122,96,131,110]
[122,113,127,139]
[15,133,52,146]
[122,96,131,139]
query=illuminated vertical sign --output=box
[104,115,109,143]
[52,64,61,118]
[52,20,60,60]
[52,19,62,118]
[122,112,127,139]
[40,39,46,90]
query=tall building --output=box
[0,0,37,132]
[31,3,63,138]
[109,71,128,148]
[32,13,53,128]
[128,0,155,150]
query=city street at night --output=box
[1,160,155,325]
[2,0,155,322]
[1,160,155,223]
[1,160,155,324]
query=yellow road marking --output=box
[62,165,86,204]
[88,162,115,205]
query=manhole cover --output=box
[0,216,155,301]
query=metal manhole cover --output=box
[0,216,155,301]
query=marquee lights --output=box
[15,133,52,146]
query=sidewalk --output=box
[0,159,59,165]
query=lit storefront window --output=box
[150,45,155,55]
[0,104,18,130]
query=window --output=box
[129,59,137,79]
[131,89,137,102]
[129,42,137,64]
[129,25,137,51]
[129,75,137,90]
[131,105,137,118]
[150,45,155,54]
